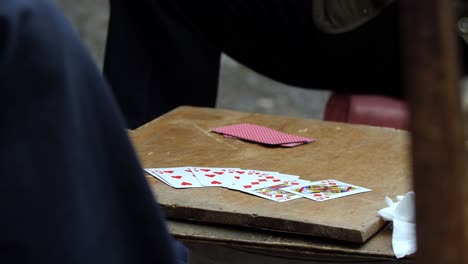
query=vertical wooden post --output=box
[400,0,468,263]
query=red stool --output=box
[324,93,410,130]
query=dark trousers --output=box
[104,0,404,128]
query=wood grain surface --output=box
[401,0,468,262]
[130,106,412,243]
[168,219,410,261]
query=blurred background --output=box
[55,0,330,120]
[54,0,468,132]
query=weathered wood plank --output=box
[131,106,412,243]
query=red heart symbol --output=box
[181,182,192,186]
[211,181,222,185]
[171,176,182,179]
[205,174,216,178]
[200,169,210,172]
[164,170,174,173]
[214,171,224,175]
[236,171,245,174]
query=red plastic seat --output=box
[324,93,410,130]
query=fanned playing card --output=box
[283,179,371,201]
[145,167,203,188]
[211,123,314,147]
[145,168,173,186]
[214,168,253,188]
[228,169,292,192]
[146,166,371,203]
[244,178,312,202]
[189,167,239,187]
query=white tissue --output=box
[377,191,416,259]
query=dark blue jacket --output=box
[0,1,179,263]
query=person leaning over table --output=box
[0,0,186,263]
[104,0,468,129]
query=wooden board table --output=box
[167,219,411,263]
[130,106,412,247]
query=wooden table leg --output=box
[400,0,468,263]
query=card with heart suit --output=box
[189,168,283,190]
[228,169,293,192]
[244,179,312,202]
[210,168,252,188]
[145,168,172,185]
[145,167,203,188]
[145,167,372,202]
[189,167,240,187]
[283,179,371,201]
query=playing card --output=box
[283,179,371,201]
[189,167,239,187]
[144,168,173,186]
[214,168,252,188]
[275,173,301,180]
[228,169,289,192]
[244,179,312,202]
[145,167,203,188]
[211,123,314,147]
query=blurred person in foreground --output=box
[0,0,186,263]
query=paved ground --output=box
[55,0,329,120]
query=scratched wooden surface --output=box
[168,219,412,261]
[130,106,412,243]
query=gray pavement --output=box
[55,0,329,120]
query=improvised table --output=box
[129,106,413,262]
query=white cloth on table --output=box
[377,191,416,259]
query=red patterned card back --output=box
[211,123,314,146]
